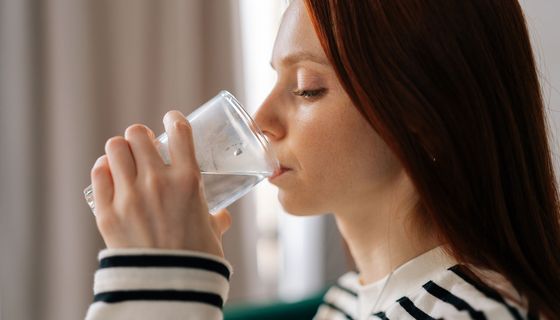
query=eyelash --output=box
[292,88,327,99]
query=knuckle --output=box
[91,164,106,178]
[165,110,184,121]
[105,136,127,152]
[165,111,190,131]
[91,155,108,171]
[143,170,164,191]
[125,124,148,138]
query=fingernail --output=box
[174,120,188,130]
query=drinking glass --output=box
[84,90,279,215]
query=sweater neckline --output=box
[353,245,458,319]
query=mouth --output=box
[268,166,292,181]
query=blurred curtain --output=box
[520,0,560,180]
[0,0,261,319]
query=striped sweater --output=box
[314,246,534,320]
[86,246,534,319]
[86,249,232,319]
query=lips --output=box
[268,166,291,181]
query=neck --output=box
[334,174,443,284]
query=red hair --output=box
[304,0,560,317]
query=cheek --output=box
[291,110,400,211]
[339,121,402,193]
[275,115,346,214]
[285,124,345,200]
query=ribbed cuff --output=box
[92,248,232,309]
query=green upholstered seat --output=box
[224,290,326,320]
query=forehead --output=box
[271,0,328,69]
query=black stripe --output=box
[448,265,523,320]
[93,289,223,308]
[321,301,354,320]
[334,283,358,297]
[99,255,230,280]
[373,311,389,319]
[397,297,438,320]
[423,280,486,320]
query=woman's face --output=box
[254,0,404,216]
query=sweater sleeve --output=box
[85,248,232,320]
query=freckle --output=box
[234,148,243,156]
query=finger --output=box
[124,124,165,172]
[105,136,136,190]
[91,155,114,207]
[211,208,232,236]
[163,111,199,171]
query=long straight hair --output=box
[304,0,560,317]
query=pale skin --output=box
[91,0,442,285]
[91,113,231,258]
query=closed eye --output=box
[292,88,327,99]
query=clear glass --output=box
[84,90,279,215]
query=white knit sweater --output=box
[85,246,534,320]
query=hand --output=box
[89,110,231,257]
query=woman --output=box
[85,0,560,319]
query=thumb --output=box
[212,208,232,236]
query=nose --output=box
[253,91,286,142]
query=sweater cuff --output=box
[92,248,232,309]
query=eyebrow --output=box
[270,51,331,70]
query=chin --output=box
[277,190,326,216]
